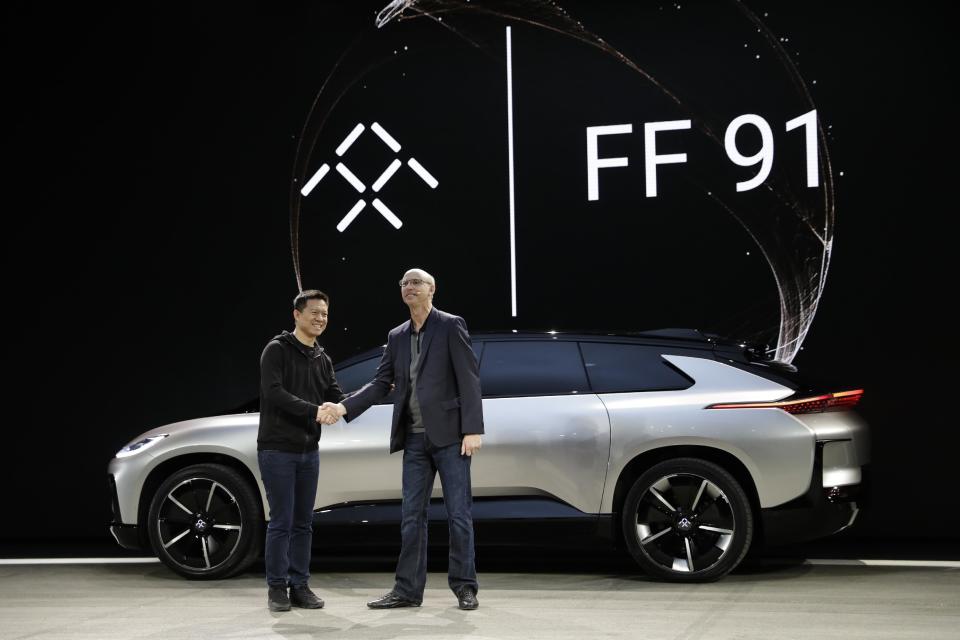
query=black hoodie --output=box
[257,331,345,453]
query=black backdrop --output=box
[2,1,955,545]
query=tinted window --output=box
[335,356,380,394]
[480,341,589,397]
[580,343,694,393]
[472,340,484,363]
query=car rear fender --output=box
[599,355,816,512]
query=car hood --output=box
[123,413,261,447]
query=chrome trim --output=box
[162,529,190,549]
[700,525,734,535]
[650,487,676,512]
[691,479,707,511]
[640,527,671,545]
[205,482,220,511]
[169,496,192,516]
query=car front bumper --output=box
[108,472,144,550]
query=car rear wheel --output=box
[622,458,753,582]
[147,463,263,579]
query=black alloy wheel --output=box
[622,458,753,582]
[147,463,263,579]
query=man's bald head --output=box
[401,268,436,308]
[403,268,435,286]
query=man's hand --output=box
[317,402,346,425]
[461,434,482,457]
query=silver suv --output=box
[108,330,869,582]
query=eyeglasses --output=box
[399,278,430,287]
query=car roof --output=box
[475,328,716,342]
[334,328,729,368]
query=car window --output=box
[335,356,380,394]
[479,341,589,397]
[579,342,694,393]
[335,354,396,405]
[472,340,484,364]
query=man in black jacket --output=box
[257,289,344,612]
[321,268,484,610]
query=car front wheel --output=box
[622,457,753,582]
[147,463,263,579]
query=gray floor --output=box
[1,561,958,640]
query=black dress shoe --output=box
[367,591,421,609]
[456,587,479,610]
[268,586,291,612]
[290,584,324,609]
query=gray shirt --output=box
[406,328,425,433]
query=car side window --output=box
[336,354,396,405]
[472,340,484,364]
[479,341,589,397]
[579,342,694,393]
[335,356,380,394]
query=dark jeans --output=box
[257,449,319,588]
[394,432,478,601]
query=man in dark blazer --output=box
[321,268,484,610]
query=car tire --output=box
[147,463,263,580]
[622,457,753,582]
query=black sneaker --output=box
[268,586,291,612]
[456,586,479,610]
[290,584,325,609]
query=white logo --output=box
[299,122,439,232]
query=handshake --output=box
[317,402,346,425]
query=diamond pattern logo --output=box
[299,122,439,232]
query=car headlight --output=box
[116,434,169,458]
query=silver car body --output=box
[109,352,869,525]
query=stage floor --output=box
[1,558,958,639]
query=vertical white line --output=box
[506,26,517,317]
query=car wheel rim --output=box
[634,473,736,574]
[156,477,244,571]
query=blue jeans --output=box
[394,432,478,601]
[257,449,319,587]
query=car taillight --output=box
[707,389,863,414]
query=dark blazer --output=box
[343,307,484,453]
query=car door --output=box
[472,340,611,514]
[317,355,399,506]
[317,341,487,508]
